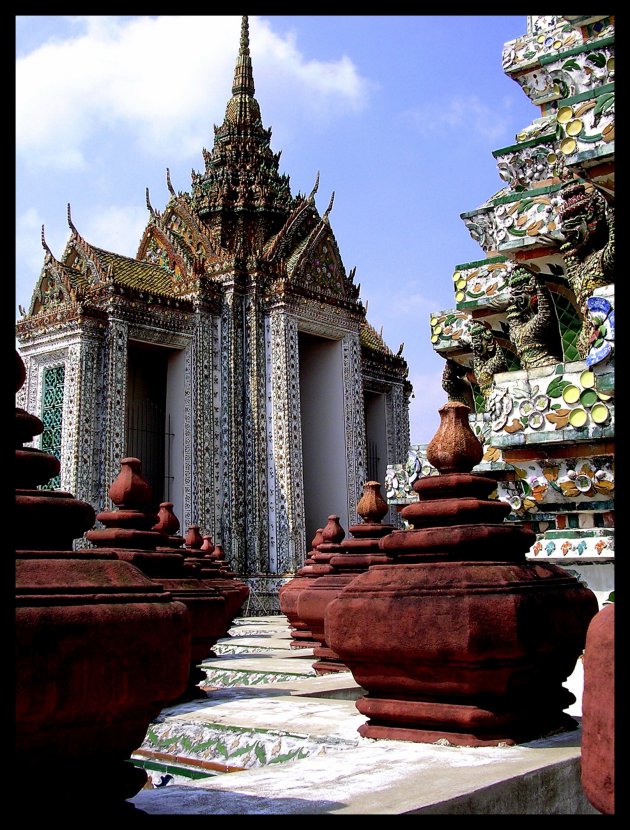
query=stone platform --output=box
[129,615,599,814]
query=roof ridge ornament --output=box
[67,203,78,236]
[308,172,320,202]
[166,168,176,197]
[41,225,54,259]
[323,192,335,222]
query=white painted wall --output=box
[298,332,348,544]
[365,390,387,485]
[165,347,187,527]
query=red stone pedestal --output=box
[182,528,250,650]
[15,352,191,811]
[85,459,228,700]
[326,402,599,746]
[581,603,615,814]
[279,527,326,650]
[299,491,394,675]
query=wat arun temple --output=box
[385,13,614,610]
[17,14,614,612]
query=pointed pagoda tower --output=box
[16,16,411,611]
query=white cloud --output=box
[408,367,446,445]
[83,204,149,258]
[405,94,514,143]
[16,208,48,277]
[16,15,371,172]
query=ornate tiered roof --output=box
[18,15,407,382]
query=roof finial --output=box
[145,187,155,216]
[41,225,53,257]
[308,172,320,202]
[166,167,176,197]
[323,192,335,221]
[230,14,256,103]
[240,15,250,57]
[67,203,77,235]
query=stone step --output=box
[132,616,363,784]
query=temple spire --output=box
[240,15,250,58]
[226,15,258,123]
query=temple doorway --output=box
[298,332,349,546]
[125,341,172,510]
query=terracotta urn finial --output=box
[426,401,483,474]
[109,457,153,509]
[321,515,345,545]
[311,528,325,549]
[153,502,180,535]
[185,524,204,550]
[201,534,215,555]
[357,481,388,525]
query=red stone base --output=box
[356,694,578,747]
[312,644,349,674]
[290,629,320,649]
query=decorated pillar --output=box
[267,303,307,573]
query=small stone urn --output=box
[153,502,185,548]
[426,400,483,473]
[326,402,599,745]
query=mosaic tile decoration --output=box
[138,719,354,773]
[528,528,614,560]
[39,364,65,490]
[496,457,614,517]
[554,83,615,164]
[201,667,316,688]
[502,16,613,75]
[484,361,614,443]
[553,290,582,362]
[585,290,614,367]
[450,257,509,308]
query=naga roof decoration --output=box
[28,227,91,315]
[281,193,360,306]
[63,203,112,285]
[263,173,321,264]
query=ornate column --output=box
[242,279,270,573]
[103,318,129,508]
[65,326,107,510]
[267,303,306,573]
[341,332,367,526]
[219,284,246,571]
[186,305,221,538]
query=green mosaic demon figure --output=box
[558,178,615,358]
[506,266,563,370]
[469,320,508,400]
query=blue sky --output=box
[16,15,539,445]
